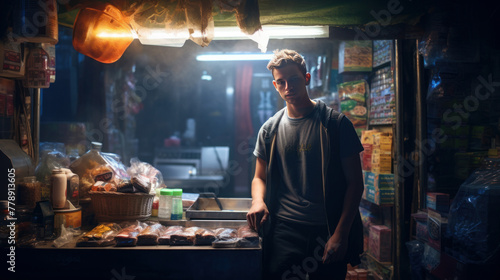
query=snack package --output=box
[76,223,121,247]
[137,223,165,246]
[339,80,368,135]
[236,225,260,248]
[126,158,165,194]
[170,227,199,246]
[193,228,216,246]
[91,181,117,192]
[212,228,239,248]
[158,226,185,245]
[115,221,147,247]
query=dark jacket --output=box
[259,100,364,266]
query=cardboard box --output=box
[369,225,392,262]
[339,41,373,73]
[426,192,450,214]
[427,209,448,251]
[363,172,394,205]
[361,130,378,145]
[373,132,393,151]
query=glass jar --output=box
[170,189,183,220]
[18,176,42,210]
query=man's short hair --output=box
[267,49,307,78]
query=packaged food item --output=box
[212,228,239,248]
[137,223,165,246]
[70,142,129,199]
[127,157,164,194]
[17,176,42,209]
[169,226,198,245]
[91,181,117,192]
[193,228,216,245]
[76,223,121,247]
[236,225,260,248]
[158,226,184,245]
[115,221,147,247]
[339,80,368,134]
[339,41,373,73]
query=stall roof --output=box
[57,0,435,29]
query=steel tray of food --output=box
[186,197,252,220]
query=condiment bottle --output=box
[61,168,79,207]
[158,189,173,220]
[170,188,183,220]
[51,169,67,209]
[24,43,51,88]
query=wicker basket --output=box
[89,191,154,222]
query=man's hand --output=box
[246,199,269,231]
[322,230,348,264]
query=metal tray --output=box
[186,197,252,220]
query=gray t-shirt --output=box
[254,104,363,225]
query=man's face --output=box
[272,64,311,105]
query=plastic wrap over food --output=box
[170,226,199,245]
[212,228,238,248]
[236,225,260,247]
[447,158,500,264]
[129,0,189,47]
[184,0,214,47]
[76,223,122,247]
[158,225,185,245]
[115,221,148,247]
[137,222,166,246]
[193,228,216,245]
[127,157,165,194]
[35,143,70,186]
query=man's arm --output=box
[323,152,364,263]
[246,157,269,231]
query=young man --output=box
[247,49,365,280]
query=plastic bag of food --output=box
[126,157,165,194]
[236,225,260,248]
[76,223,121,247]
[339,80,368,135]
[183,0,214,47]
[35,143,70,187]
[137,222,166,246]
[170,226,199,245]
[159,225,185,245]
[212,227,239,248]
[70,142,128,199]
[193,228,216,245]
[115,221,148,247]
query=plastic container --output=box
[24,43,51,88]
[61,168,79,207]
[72,4,134,63]
[158,188,173,219]
[70,142,108,200]
[18,176,42,209]
[170,189,183,220]
[51,169,67,209]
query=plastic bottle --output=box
[159,189,173,220]
[51,169,67,209]
[170,189,183,220]
[61,168,79,207]
[24,43,51,88]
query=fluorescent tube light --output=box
[212,25,329,40]
[196,53,274,61]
